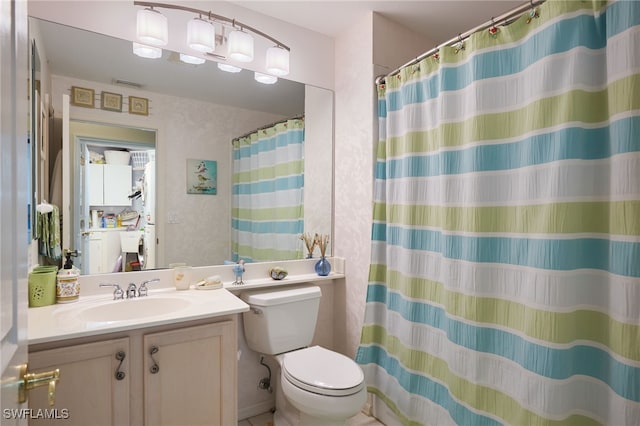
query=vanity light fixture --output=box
[217,63,242,73]
[187,17,215,53]
[227,28,254,62]
[179,53,205,65]
[132,42,163,59]
[134,1,290,77]
[136,7,168,46]
[266,45,290,76]
[254,72,277,85]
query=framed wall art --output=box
[187,159,217,195]
[70,86,95,108]
[129,96,149,116]
[100,91,122,112]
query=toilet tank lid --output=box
[241,286,321,306]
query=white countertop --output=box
[28,287,249,345]
[28,257,345,346]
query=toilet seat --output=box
[282,346,365,397]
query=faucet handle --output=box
[138,278,160,297]
[99,283,124,300]
[126,283,137,299]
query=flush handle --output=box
[18,364,60,406]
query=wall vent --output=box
[112,79,143,89]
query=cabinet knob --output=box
[19,364,60,406]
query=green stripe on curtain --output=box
[377,201,640,236]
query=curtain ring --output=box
[526,3,540,24]
[488,17,499,38]
[454,34,465,54]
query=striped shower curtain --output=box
[231,118,305,262]
[356,1,640,425]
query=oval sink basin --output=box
[78,297,191,322]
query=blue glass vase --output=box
[314,257,331,276]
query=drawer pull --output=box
[149,346,160,374]
[115,351,126,380]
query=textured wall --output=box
[333,13,376,358]
[333,13,435,358]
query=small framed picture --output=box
[100,91,122,112]
[129,96,149,116]
[187,159,217,195]
[70,86,95,108]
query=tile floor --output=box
[238,410,385,426]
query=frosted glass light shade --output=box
[254,72,277,85]
[187,18,215,53]
[180,53,205,65]
[228,29,254,62]
[266,46,290,76]
[136,8,168,46]
[132,42,162,59]
[217,63,242,73]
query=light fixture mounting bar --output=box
[133,1,290,51]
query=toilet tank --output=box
[241,286,321,355]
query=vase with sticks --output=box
[300,232,316,258]
[314,233,331,276]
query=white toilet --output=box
[241,286,367,426]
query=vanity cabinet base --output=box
[28,317,237,426]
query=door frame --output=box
[1,0,29,423]
[74,137,152,274]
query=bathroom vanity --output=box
[27,288,248,426]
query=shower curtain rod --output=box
[376,0,546,84]
[232,114,305,143]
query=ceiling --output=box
[232,1,524,43]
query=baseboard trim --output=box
[238,400,276,421]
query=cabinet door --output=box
[103,164,132,206]
[143,321,236,426]
[28,338,131,426]
[86,163,104,206]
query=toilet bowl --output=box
[241,286,367,425]
[279,346,367,426]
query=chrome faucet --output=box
[100,283,124,300]
[126,283,137,299]
[138,278,160,297]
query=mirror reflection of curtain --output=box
[232,118,304,262]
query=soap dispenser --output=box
[56,250,80,303]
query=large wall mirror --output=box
[29,17,333,275]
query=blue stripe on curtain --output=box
[233,128,305,158]
[371,224,640,277]
[232,218,304,234]
[379,116,640,178]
